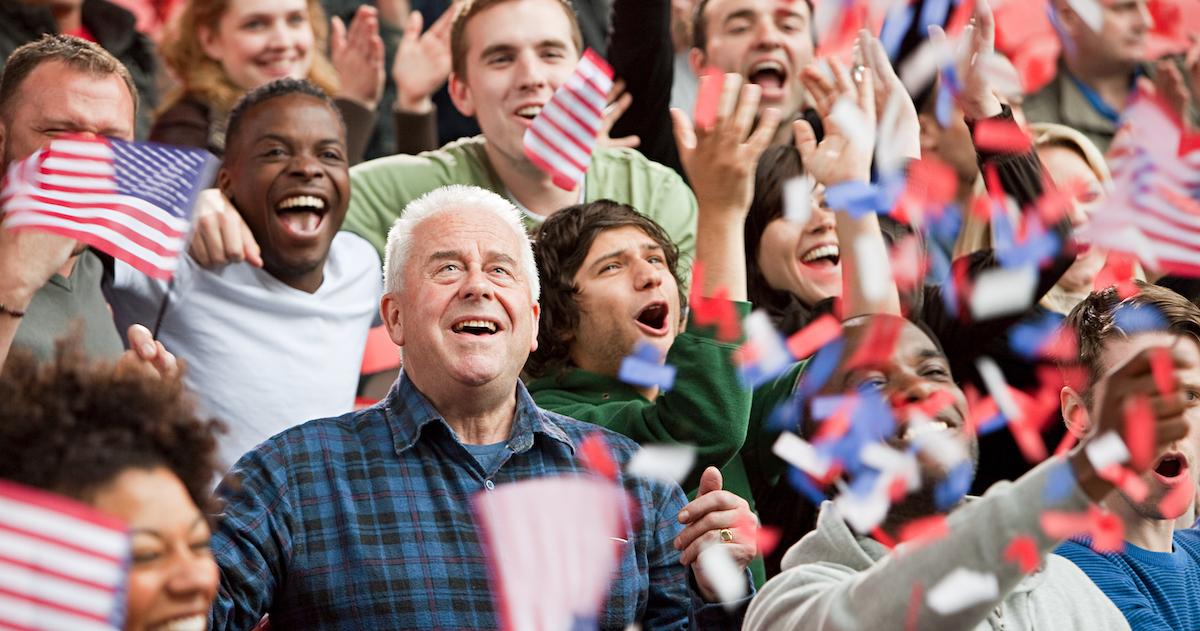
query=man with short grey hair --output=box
[210,184,748,629]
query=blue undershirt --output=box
[461,440,511,474]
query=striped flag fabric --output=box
[474,475,627,631]
[0,135,217,280]
[523,49,613,191]
[0,479,131,631]
[1080,91,1200,276]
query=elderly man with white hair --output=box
[208,184,750,630]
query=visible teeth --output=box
[516,105,542,117]
[277,195,325,211]
[751,60,785,74]
[801,244,840,263]
[153,614,206,631]
[902,420,949,442]
[453,319,497,333]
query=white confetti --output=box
[855,232,892,304]
[696,542,748,607]
[626,444,697,485]
[976,356,1022,423]
[969,265,1038,320]
[926,568,1000,615]
[835,484,891,534]
[1085,431,1131,472]
[829,97,872,154]
[772,432,833,478]
[784,175,814,224]
[1065,0,1104,32]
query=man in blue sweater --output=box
[1054,282,1200,630]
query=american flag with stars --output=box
[0,479,131,631]
[0,135,217,280]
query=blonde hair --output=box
[158,0,339,116]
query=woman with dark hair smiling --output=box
[0,345,224,631]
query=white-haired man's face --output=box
[382,206,540,397]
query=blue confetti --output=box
[797,337,845,399]
[811,394,852,420]
[879,3,914,60]
[934,461,975,510]
[787,467,830,505]
[1113,302,1168,335]
[824,180,881,218]
[997,230,1061,270]
[918,0,952,35]
[767,391,806,433]
[1009,311,1066,360]
[975,411,1008,436]
[1042,459,1078,505]
[935,83,955,128]
[617,342,676,391]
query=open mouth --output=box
[515,105,543,122]
[1153,452,1189,483]
[635,301,669,335]
[452,319,499,336]
[799,243,840,269]
[275,194,328,239]
[149,614,206,631]
[748,60,787,96]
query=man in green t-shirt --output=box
[187,0,698,267]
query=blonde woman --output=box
[152,0,384,162]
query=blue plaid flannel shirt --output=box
[209,371,725,630]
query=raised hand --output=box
[675,467,758,603]
[188,189,262,269]
[392,6,457,113]
[929,0,1002,120]
[794,58,876,186]
[596,79,641,149]
[855,29,921,164]
[332,5,387,110]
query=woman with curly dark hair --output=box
[0,345,225,631]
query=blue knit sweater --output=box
[1054,528,1200,631]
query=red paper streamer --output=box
[1123,394,1155,472]
[786,314,843,360]
[579,433,618,480]
[1003,535,1039,574]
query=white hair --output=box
[383,184,540,301]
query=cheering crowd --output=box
[2,0,1200,629]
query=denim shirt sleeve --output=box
[208,443,295,631]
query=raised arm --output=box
[607,0,683,174]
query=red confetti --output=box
[887,475,909,503]
[1093,252,1139,299]
[871,526,897,550]
[1098,464,1149,503]
[1160,472,1195,519]
[737,512,782,557]
[785,314,843,360]
[898,515,949,547]
[905,157,958,209]
[905,582,924,631]
[1040,510,1090,539]
[692,68,725,131]
[1123,394,1155,472]
[1003,535,1039,573]
[688,262,740,341]
[813,397,855,442]
[1149,346,1178,396]
[973,118,1032,153]
[579,433,618,480]
[1089,506,1125,553]
[1053,418,1080,456]
[843,316,904,371]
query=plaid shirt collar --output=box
[384,369,574,456]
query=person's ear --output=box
[688,47,707,77]
[198,25,223,62]
[381,293,404,346]
[1060,385,1091,438]
[918,112,940,154]
[529,302,541,353]
[216,167,235,202]
[448,72,475,117]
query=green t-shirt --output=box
[343,136,698,260]
[13,249,123,361]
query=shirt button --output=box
[484,479,495,491]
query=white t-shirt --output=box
[110,232,383,469]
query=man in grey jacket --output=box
[744,313,1192,630]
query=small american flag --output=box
[0,135,217,280]
[1081,90,1200,276]
[474,475,627,631]
[0,480,131,631]
[523,49,614,191]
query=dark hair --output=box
[746,145,805,318]
[527,200,687,378]
[451,0,583,79]
[692,0,815,51]
[0,34,138,119]
[0,343,224,512]
[225,78,343,154]
[1064,282,1200,401]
